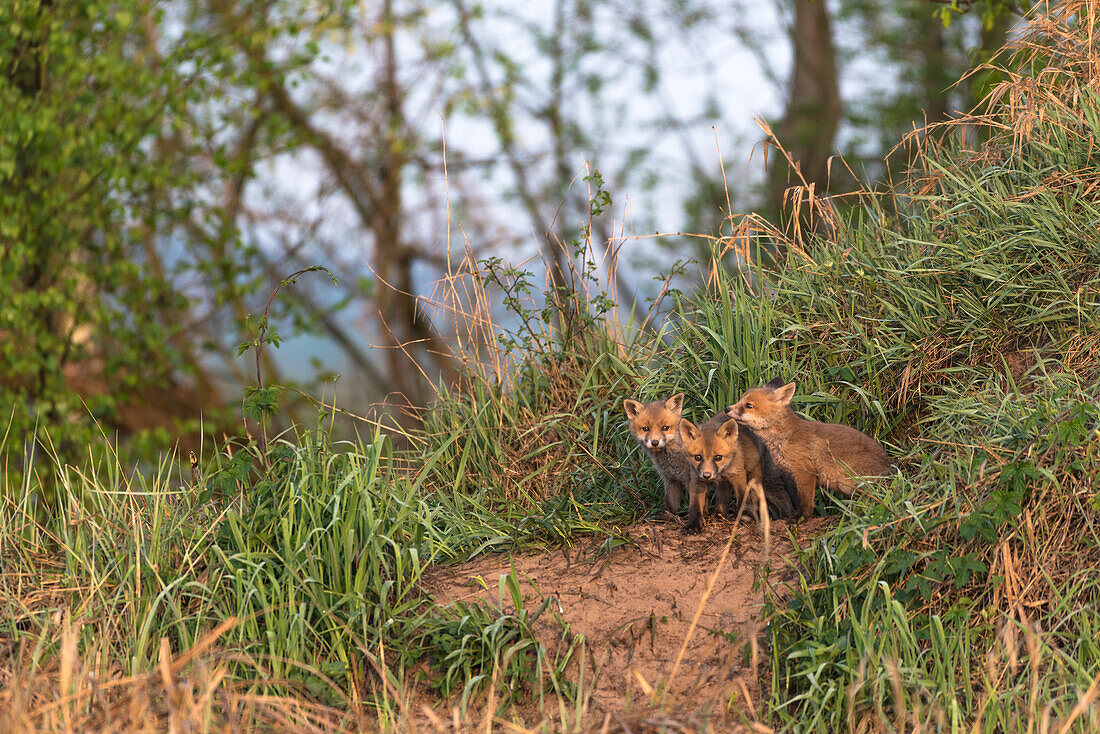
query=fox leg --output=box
[715,479,733,518]
[747,477,767,522]
[727,473,755,521]
[793,470,817,519]
[751,478,773,557]
[823,474,857,497]
[734,477,767,524]
[663,478,683,515]
[684,479,708,534]
[823,461,880,497]
[821,448,881,496]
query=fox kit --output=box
[677,413,799,533]
[726,381,891,518]
[623,394,694,517]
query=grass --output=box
[1,425,609,731]
[5,1,1100,730]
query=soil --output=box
[421,515,835,730]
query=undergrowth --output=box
[758,4,1100,731]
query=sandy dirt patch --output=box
[422,516,834,729]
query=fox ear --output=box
[717,419,739,439]
[764,376,786,389]
[623,399,643,418]
[773,382,796,406]
[665,393,684,414]
[678,418,698,441]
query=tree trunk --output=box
[372,0,416,406]
[919,11,950,124]
[547,0,575,297]
[451,0,578,342]
[767,0,841,223]
[372,0,460,415]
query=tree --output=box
[0,0,223,460]
[14,0,1024,459]
[838,0,1017,186]
[770,0,836,215]
[203,0,462,413]
[766,0,842,228]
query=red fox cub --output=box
[623,394,694,517]
[678,413,799,533]
[726,381,891,518]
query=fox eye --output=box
[642,426,650,431]
[745,402,754,410]
[694,454,703,462]
[661,425,670,431]
[714,455,723,462]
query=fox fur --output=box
[623,394,694,517]
[677,412,799,533]
[726,381,891,518]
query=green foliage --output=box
[7,3,1100,729]
[0,0,195,451]
[0,1,357,464]
[753,15,1100,728]
[838,0,1012,188]
[932,0,1036,28]
[0,423,593,712]
[420,568,580,717]
[414,186,665,523]
[238,265,337,456]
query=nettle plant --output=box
[237,266,337,461]
[475,168,638,362]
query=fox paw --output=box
[682,521,704,535]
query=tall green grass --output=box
[740,9,1100,729]
[0,424,601,727]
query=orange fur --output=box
[679,413,799,532]
[624,394,693,516]
[726,382,891,518]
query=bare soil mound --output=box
[423,516,835,729]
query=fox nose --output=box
[701,471,713,481]
[650,439,661,448]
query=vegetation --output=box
[0,0,219,455]
[1,0,1018,440]
[5,1,1100,732]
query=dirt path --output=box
[423,516,833,729]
